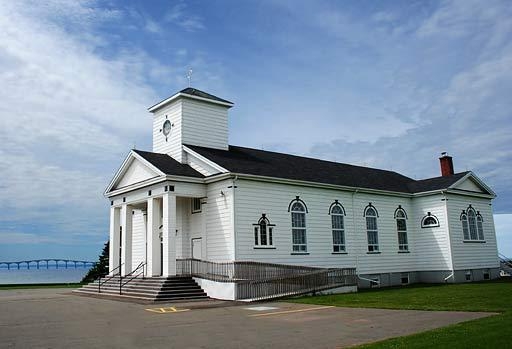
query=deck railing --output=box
[176,258,357,300]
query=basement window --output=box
[401,273,410,285]
[483,269,490,280]
[465,270,472,281]
[191,198,202,213]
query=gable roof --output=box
[133,149,204,178]
[407,172,470,193]
[185,144,468,194]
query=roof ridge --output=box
[222,144,413,179]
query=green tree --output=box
[81,241,109,283]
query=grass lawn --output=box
[291,278,512,348]
[0,283,83,290]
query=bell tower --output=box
[148,88,233,163]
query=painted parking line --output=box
[145,306,190,314]
[248,306,334,317]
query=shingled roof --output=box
[179,88,233,105]
[185,144,467,194]
[134,149,204,178]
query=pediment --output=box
[106,151,164,194]
[453,177,485,193]
[451,173,494,196]
[114,158,159,190]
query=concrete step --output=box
[76,276,208,302]
[81,285,204,295]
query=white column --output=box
[109,207,121,274]
[162,193,177,276]
[147,197,162,276]
[121,204,133,276]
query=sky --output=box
[0,0,511,261]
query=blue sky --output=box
[0,0,511,261]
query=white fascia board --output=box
[106,174,206,198]
[183,145,229,174]
[104,150,166,196]
[148,93,233,113]
[218,172,413,198]
[444,189,495,199]
[449,171,496,197]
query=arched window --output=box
[461,212,470,240]
[476,213,484,240]
[330,204,346,252]
[467,208,478,240]
[421,212,439,228]
[291,201,307,252]
[364,204,379,252]
[462,206,484,241]
[253,214,274,247]
[395,207,408,252]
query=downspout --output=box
[442,190,455,282]
[232,175,238,261]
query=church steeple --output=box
[148,88,233,163]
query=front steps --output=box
[74,276,208,302]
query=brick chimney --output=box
[439,152,454,177]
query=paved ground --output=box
[0,288,495,349]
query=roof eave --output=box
[148,92,234,113]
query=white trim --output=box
[106,175,204,198]
[104,150,166,195]
[449,172,496,197]
[148,92,233,113]
[183,145,229,173]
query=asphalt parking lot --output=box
[0,288,494,348]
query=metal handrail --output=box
[98,263,124,293]
[120,262,146,293]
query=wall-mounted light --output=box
[220,190,225,196]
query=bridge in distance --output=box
[0,259,96,270]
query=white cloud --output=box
[164,2,205,32]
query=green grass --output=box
[0,283,83,290]
[291,278,512,348]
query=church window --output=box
[330,203,346,253]
[395,207,408,252]
[253,214,274,247]
[421,212,439,228]
[462,206,484,241]
[364,204,379,252]
[290,200,307,252]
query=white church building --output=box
[104,87,500,298]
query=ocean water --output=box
[0,267,90,284]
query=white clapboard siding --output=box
[152,100,183,159]
[234,179,422,274]
[181,99,229,150]
[205,179,233,261]
[185,151,223,176]
[409,194,452,271]
[131,209,147,270]
[446,194,499,269]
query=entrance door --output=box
[192,238,202,260]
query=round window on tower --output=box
[162,120,172,136]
